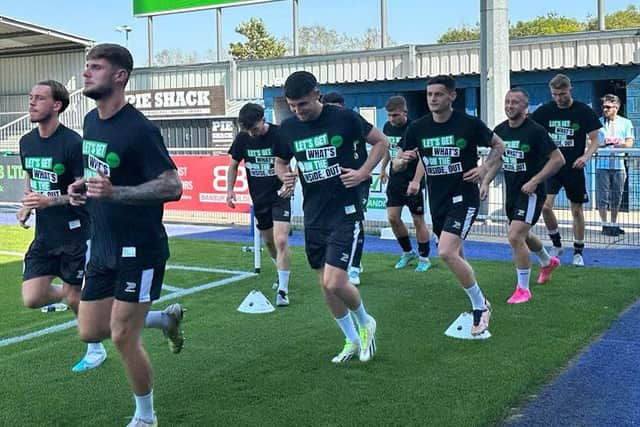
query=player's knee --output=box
[65,289,80,310]
[22,293,43,309]
[438,246,457,264]
[387,213,402,226]
[274,235,288,252]
[110,326,137,352]
[507,230,524,247]
[541,204,553,216]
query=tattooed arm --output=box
[86,169,182,205]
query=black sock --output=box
[397,235,412,252]
[418,241,430,258]
[549,232,562,247]
[573,242,584,255]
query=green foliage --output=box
[437,25,481,43]
[228,17,286,60]
[585,5,640,30]
[438,5,640,43]
[510,12,583,37]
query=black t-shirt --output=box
[82,104,176,267]
[493,118,557,197]
[399,110,493,209]
[275,104,364,228]
[530,101,601,168]
[19,124,88,244]
[383,119,422,189]
[228,124,284,206]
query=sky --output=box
[1,0,636,66]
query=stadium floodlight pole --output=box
[292,0,299,56]
[598,0,605,30]
[216,8,223,62]
[115,25,132,48]
[380,0,387,48]
[147,16,154,67]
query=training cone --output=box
[237,290,275,314]
[444,312,491,340]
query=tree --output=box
[509,13,582,37]
[585,5,640,30]
[154,48,201,66]
[228,18,286,60]
[284,25,395,55]
[437,25,480,43]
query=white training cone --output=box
[444,312,491,340]
[237,290,275,314]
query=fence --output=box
[468,148,640,247]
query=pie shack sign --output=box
[125,86,225,118]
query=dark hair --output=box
[36,80,70,114]
[549,73,571,89]
[284,71,318,99]
[508,87,530,104]
[427,75,456,91]
[86,43,134,84]
[321,91,344,106]
[238,103,265,130]
[385,95,407,112]
[601,93,620,105]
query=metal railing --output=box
[472,148,640,247]
[0,89,90,153]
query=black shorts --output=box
[254,197,291,231]
[546,168,589,204]
[386,183,425,215]
[359,181,371,212]
[304,220,361,271]
[431,197,478,239]
[23,240,88,286]
[506,191,545,225]
[81,259,166,303]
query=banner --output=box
[0,155,27,203]
[125,86,225,118]
[166,155,251,213]
[133,0,283,16]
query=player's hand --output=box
[406,180,420,196]
[86,169,113,199]
[21,192,51,209]
[340,167,367,188]
[68,178,87,206]
[398,148,418,162]
[521,180,538,195]
[479,182,490,200]
[281,171,297,192]
[463,165,485,183]
[16,206,32,229]
[380,170,388,185]
[226,190,236,209]
[277,183,293,199]
[573,155,588,169]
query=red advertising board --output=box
[166,155,251,213]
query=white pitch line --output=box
[162,284,183,292]
[0,250,23,257]
[0,269,257,348]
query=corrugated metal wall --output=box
[123,30,638,102]
[234,47,411,99]
[129,63,230,94]
[0,50,86,95]
[155,119,213,154]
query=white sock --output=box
[464,283,487,311]
[351,302,370,328]
[517,268,531,290]
[277,270,290,293]
[144,311,168,330]
[87,342,105,354]
[134,390,155,423]
[335,312,360,344]
[535,248,551,267]
[418,256,429,262]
